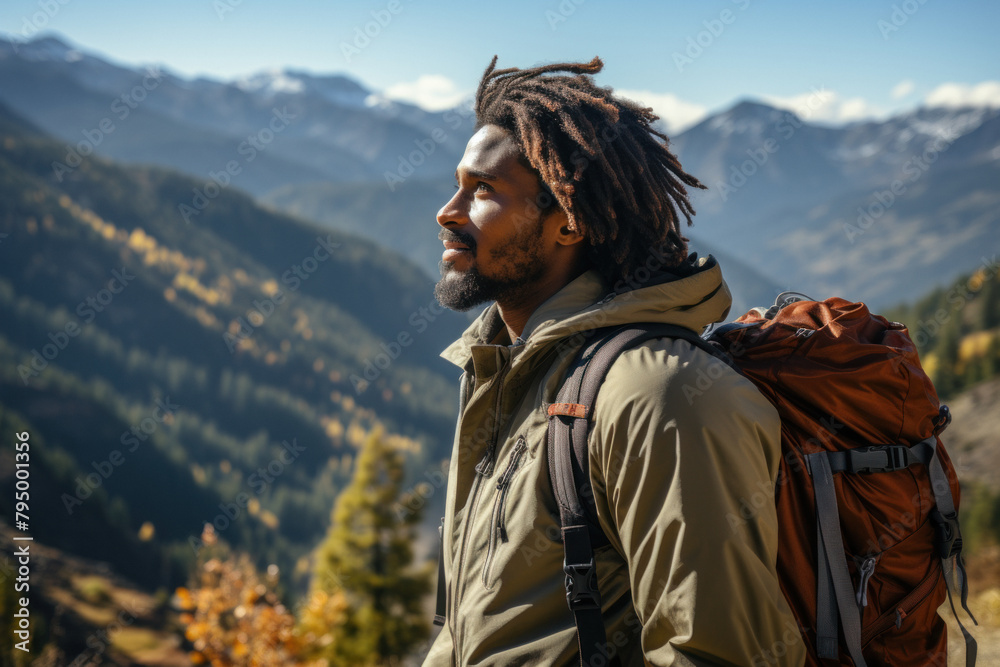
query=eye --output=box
[475,181,492,192]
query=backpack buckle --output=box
[848,446,909,473]
[930,509,963,559]
[563,559,601,611]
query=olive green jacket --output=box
[423,258,805,666]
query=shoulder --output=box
[594,336,772,421]
[587,335,783,496]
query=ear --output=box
[548,210,586,247]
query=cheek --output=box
[468,201,510,246]
[470,196,503,223]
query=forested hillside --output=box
[884,257,1000,399]
[0,102,464,599]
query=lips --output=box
[442,240,472,263]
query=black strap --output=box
[547,323,726,667]
[809,437,977,667]
[919,436,978,667]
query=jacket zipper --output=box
[451,358,511,659]
[473,364,509,478]
[482,437,527,587]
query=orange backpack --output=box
[547,294,978,667]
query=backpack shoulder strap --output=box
[546,322,730,667]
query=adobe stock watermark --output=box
[715,86,829,203]
[545,0,586,31]
[62,397,180,514]
[189,438,306,554]
[179,106,299,224]
[843,128,960,243]
[350,297,449,393]
[223,234,340,353]
[12,0,73,46]
[66,600,148,667]
[726,417,844,534]
[213,0,243,20]
[52,67,164,182]
[896,254,1000,354]
[878,0,931,39]
[751,620,806,667]
[393,461,448,522]
[17,266,136,384]
[340,0,411,63]
[384,100,475,190]
[673,0,751,73]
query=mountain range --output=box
[4,34,995,311]
[672,100,1000,306]
[0,35,473,195]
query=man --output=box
[424,56,804,666]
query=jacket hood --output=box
[440,253,732,372]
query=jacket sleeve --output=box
[589,339,806,666]
[421,623,453,666]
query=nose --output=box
[437,187,469,229]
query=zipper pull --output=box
[895,607,907,629]
[496,439,527,489]
[475,446,496,477]
[495,438,527,543]
[856,556,877,607]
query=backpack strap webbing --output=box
[808,437,977,667]
[547,323,728,667]
[917,437,978,667]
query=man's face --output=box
[435,124,555,312]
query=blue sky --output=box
[3,0,999,131]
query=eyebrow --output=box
[455,168,500,182]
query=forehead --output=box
[457,124,529,180]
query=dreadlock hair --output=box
[474,56,706,288]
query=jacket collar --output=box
[440,254,732,374]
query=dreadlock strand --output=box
[474,57,706,285]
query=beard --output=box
[435,219,547,312]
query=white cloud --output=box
[761,88,883,124]
[383,74,470,111]
[924,81,1000,109]
[891,79,915,99]
[615,89,708,134]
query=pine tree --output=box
[978,273,1000,330]
[933,318,962,397]
[299,427,431,666]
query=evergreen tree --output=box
[933,318,962,397]
[299,428,431,666]
[978,273,1000,330]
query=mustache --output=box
[438,228,476,251]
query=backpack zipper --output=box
[482,436,527,588]
[860,565,939,646]
[856,555,878,607]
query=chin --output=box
[438,260,471,278]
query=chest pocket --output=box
[482,435,529,589]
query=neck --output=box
[497,264,586,342]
